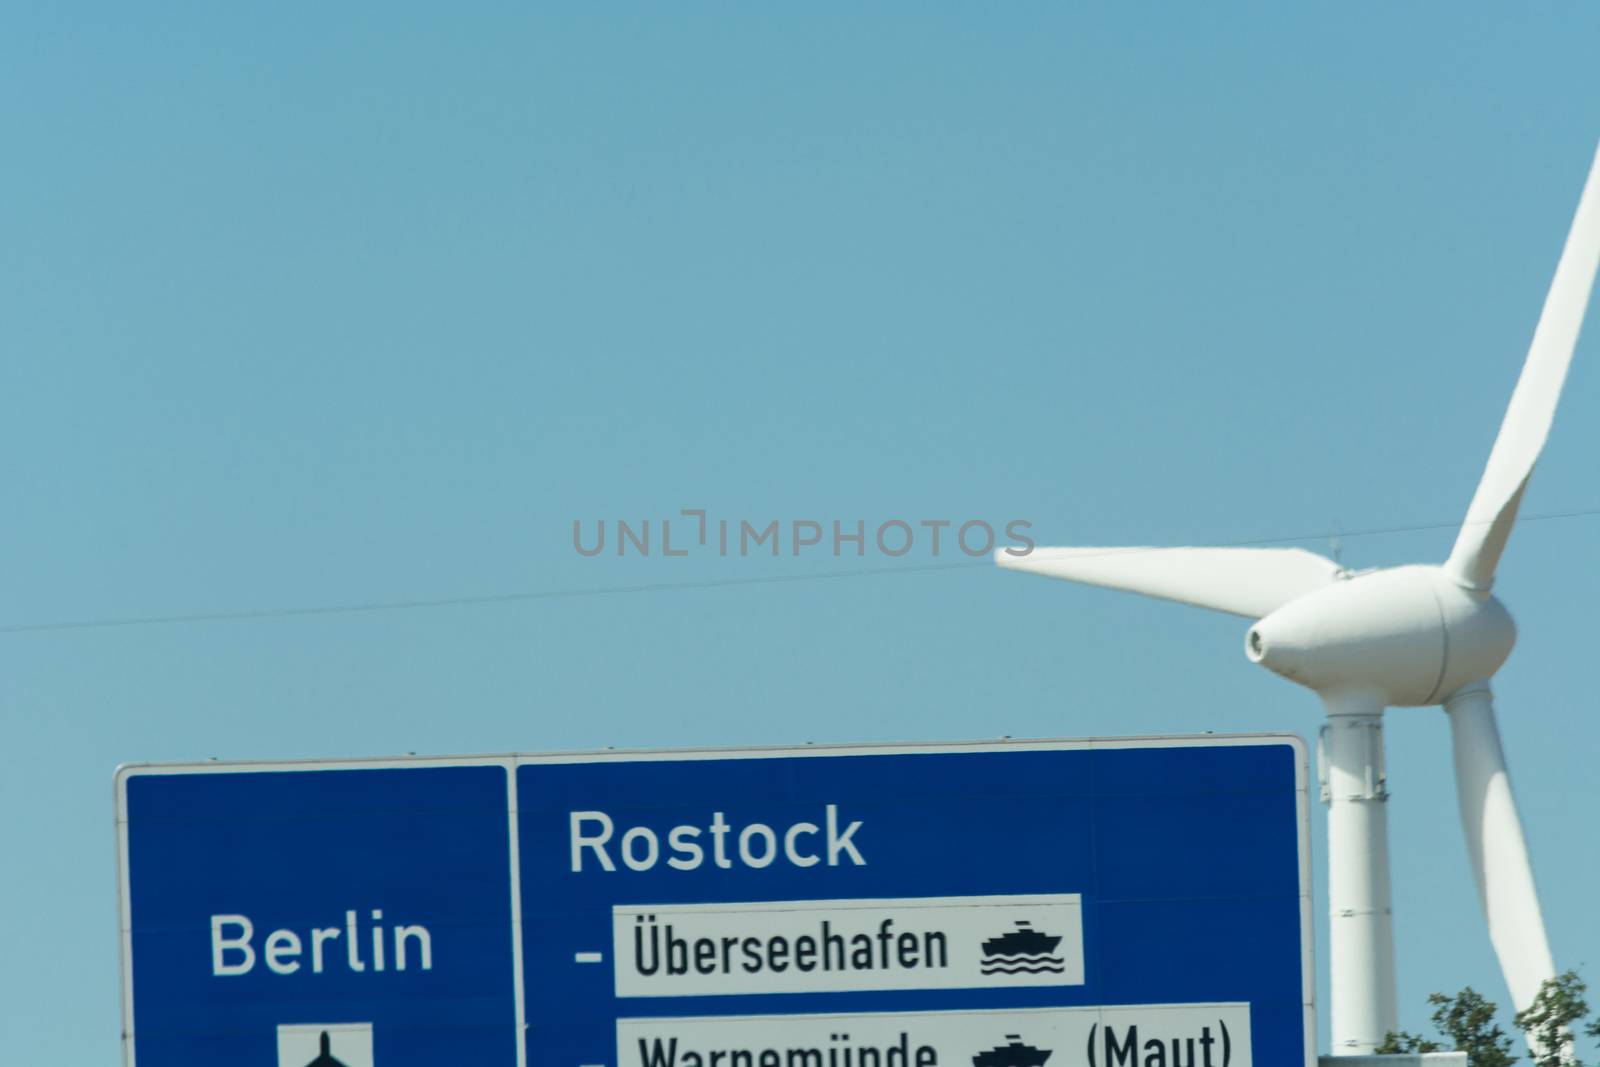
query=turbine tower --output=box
[997,141,1600,1056]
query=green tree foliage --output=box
[1377,1030,1443,1054]
[1382,971,1600,1067]
[1378,985,1516,1065]
[1515,971,1588,1067]
[1433,986,1520,1067]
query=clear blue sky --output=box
[3,5,1598,1061]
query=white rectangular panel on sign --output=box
[276,1023,374,1067]
[612,894,1084,997]
[617,1003,1251,1067]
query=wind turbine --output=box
[997,141,1600,1057]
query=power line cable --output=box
[1,560,978,634]
[4,506,1598,635]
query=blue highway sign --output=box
[117,736,1312,1067]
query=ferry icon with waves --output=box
[972,1035,1052,1067]
[978,921,1066,975]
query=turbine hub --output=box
[1244,565,1515,706]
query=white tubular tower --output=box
[1321,700,1398,1054]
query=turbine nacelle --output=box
[1244,565,1516,707]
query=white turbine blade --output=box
[1445,684,1555,1017]
[994,545,1341,618]
[1446,141,1600,590]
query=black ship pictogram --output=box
[979,921,1066,975]
[972,1035,1052,1067]
[981,922,1062,958]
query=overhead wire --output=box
[3,506,1598,635]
